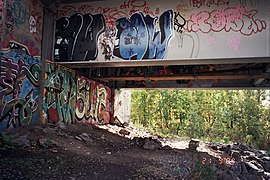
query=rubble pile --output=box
[208,142,270,179]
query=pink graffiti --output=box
[205,36,216,45]
[227,35,241,51]
[93,7,128,28]
[176,4,189,15]
[190,0,230,8]
[186,6,267,36]
[0,1,4,8]
[101,8,128,28]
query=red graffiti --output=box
[186,6,266,36]
[57,6,77,17]
[119,0,155,16]
[102,8,128,28]
[78,5,94,14]
[190,0,230,8]
[30,0,43,42]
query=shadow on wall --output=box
[0,50,113,132]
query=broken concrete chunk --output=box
[119,129,130,136]
[143,138,162,150]
[38,138,58,148]
[79,133,93,143]
[11,135,30,147]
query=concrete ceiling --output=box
[39,0,270,89]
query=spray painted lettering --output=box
[43,63,76,124]
[5,4,15,35]
[239,0,266,6]
[11,0,29,27]
[186,6,266,36]
[113,10,173,60]
[43,62,111,124]
[174,12,186,33]
[54,13,106,61]
[190,0,230,8]
[75,76,111,124]
[119,0,155,16]
[227,35,241,51]
[0,51,41,132]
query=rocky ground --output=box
[0,122,269,180]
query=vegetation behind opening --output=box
[131,90,270,152]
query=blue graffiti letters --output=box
[113,10,173,60]
[0,51,41,131]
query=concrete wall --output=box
[43,62,112,125]
[54,0,269,62]
[0,0,4,44]
[0,50,113,132]
[1,0,43,56]
[0,0,114,132]
[114,89,132,125]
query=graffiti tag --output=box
[113,10,174,60]
[55,13,106,61]
[186,6,267,36]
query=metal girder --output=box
[94,73,270,82]
[58,57,270,68]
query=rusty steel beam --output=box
[58,57,270,68]
[93,74,270,81]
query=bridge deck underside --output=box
[59,59,270,89]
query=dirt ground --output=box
[0,123,268,180]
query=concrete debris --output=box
[119,129,130,136]
[113,116,128,127]
[11,135,30,147]
[75,136,83,141]
[38,138,58,148]
[56,121,66,130]
[143,138,162,150]
[209,142,270,179]
[78,133,93,143]
[133,137,162,150]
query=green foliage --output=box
[131,90,270,152]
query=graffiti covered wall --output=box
[0,50,42,132]
[0,0,114,132]
[0,55,113,131]
[54,0,269,62]
[0,0,4,46]
[1,0,43,56]
[44,62,112,125]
